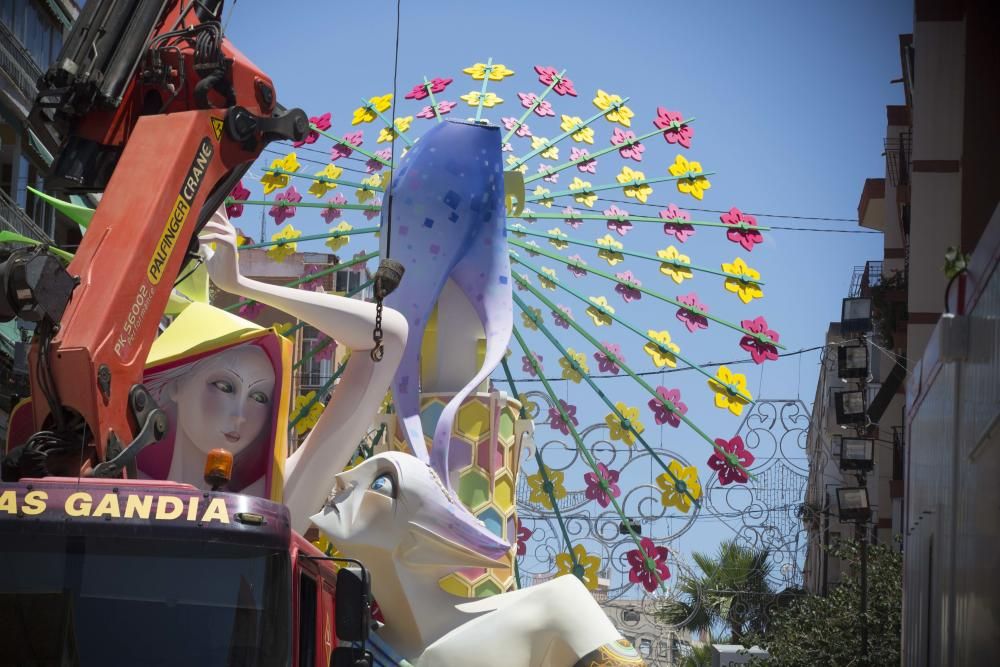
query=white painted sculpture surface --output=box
[312,451,646,667]
[199,211,407,532]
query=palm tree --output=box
[658,539,774,643]
[677,642,713,667]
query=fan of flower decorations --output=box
[221,59,782,600]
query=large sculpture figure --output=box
[312,451,645,667]
[195,210,408,530]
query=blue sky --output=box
[225,0,911,587]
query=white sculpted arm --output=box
[199,208,406,532]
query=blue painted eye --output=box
[369,473,396,497]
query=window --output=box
[298,572,317,667]
[335,270,362,295]
[300,326,331,388]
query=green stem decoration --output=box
[509,210,766,232]
[518,120,695,184]
[366,99,414,149]
[526,171,716,204]
[508,232,765,286]
[223,255,377,313]
[242,226,379,250]
[313,127,393,167]
[423,77,444,123]
[289,357,348,428]
[227,198,381,213]
[499,357,579,573]
[508,292,700,507]
[509,99,631,170]
[511,327,669,592]
[500,69,566,145]
[507,241,781,349]
[474,57,493,124]
[511,271,755,479]
[264,168,385,193]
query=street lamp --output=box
[839,438,875,472]
[837,343,869,380]
[841,297,873,334]
[836,486,871,522]
[834,390,867,426]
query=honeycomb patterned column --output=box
[391,390,523,597]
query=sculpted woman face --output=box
[169,345,275,456]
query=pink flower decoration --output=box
[226,180,250,219]
[570,147,597,174]
[567,254,588,278]
[269,186,302,225]
[604,205,633,236]
[740,316,780,364]
[502,143,513,153]
[659,204,696,243]
[676,293,709,333]
[563,206,582,229]
[627,538,670,593]
[366,148,392,173]
[350,251,369,273]
[405,77,452,100]
[649,386,687,428]
[611,127,644,162]
[615,270,642,303]
[552,306,572,329]
[363,199,382,221]
[708,435,755,486]
[721,207,764,252]
[502,116,532,138]
[416,100,456,119]
[654,107,694,149]
[294,112,332,147]
[312,333,335,362]
[331,132,363,161]
[548,400,579,436]
[538,164,558,184]
[584,463,621,508]
[593,343,624,374]
[238,301,263,319]
[321,193,348,224]
[517,92,555,117]
[534,65,578,97]
[521,353,543,376]
[516,520,533,557]
[301,264,326,292]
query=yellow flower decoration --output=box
[352,94,392,125]
[266,224,301,263]
[541,144,559,160]
[586,296,615,327]
[274,322,296,338]
[593,89,634,127]
[559,348,589,383]
[526,466,566,509]
[560,115,594,144]
[722,257,764,303]
[463,62,514,80]
[521,306,542,331]
[539,267,558,290]
[605,402,644,446]
[708,365,753,415]
[657,246,694,284]
[547,227,568,249]
[506,154,528,174]
[644,330,680,368]
[657,460,702,513]
[596,234,625,266]
[668,154,712,200]
[460,91,504,107]
[308,163,343,198]
[293,391,324,435]
[377,116,413,143]
[326,221,353,252]
[568,177,596,207]
[555,544,602,590]
[533,186,554,209]
[260,153,300,194]
[617,166,652,203]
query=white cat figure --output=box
[311,451,646,667]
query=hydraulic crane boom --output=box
[2,0,307,480]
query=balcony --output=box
[0,188,51,243]
[0,21,43,115]
[884,131,912,189]
[848,261,883,298]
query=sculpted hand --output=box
[198,206,243,293]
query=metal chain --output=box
[371,297,385,362]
